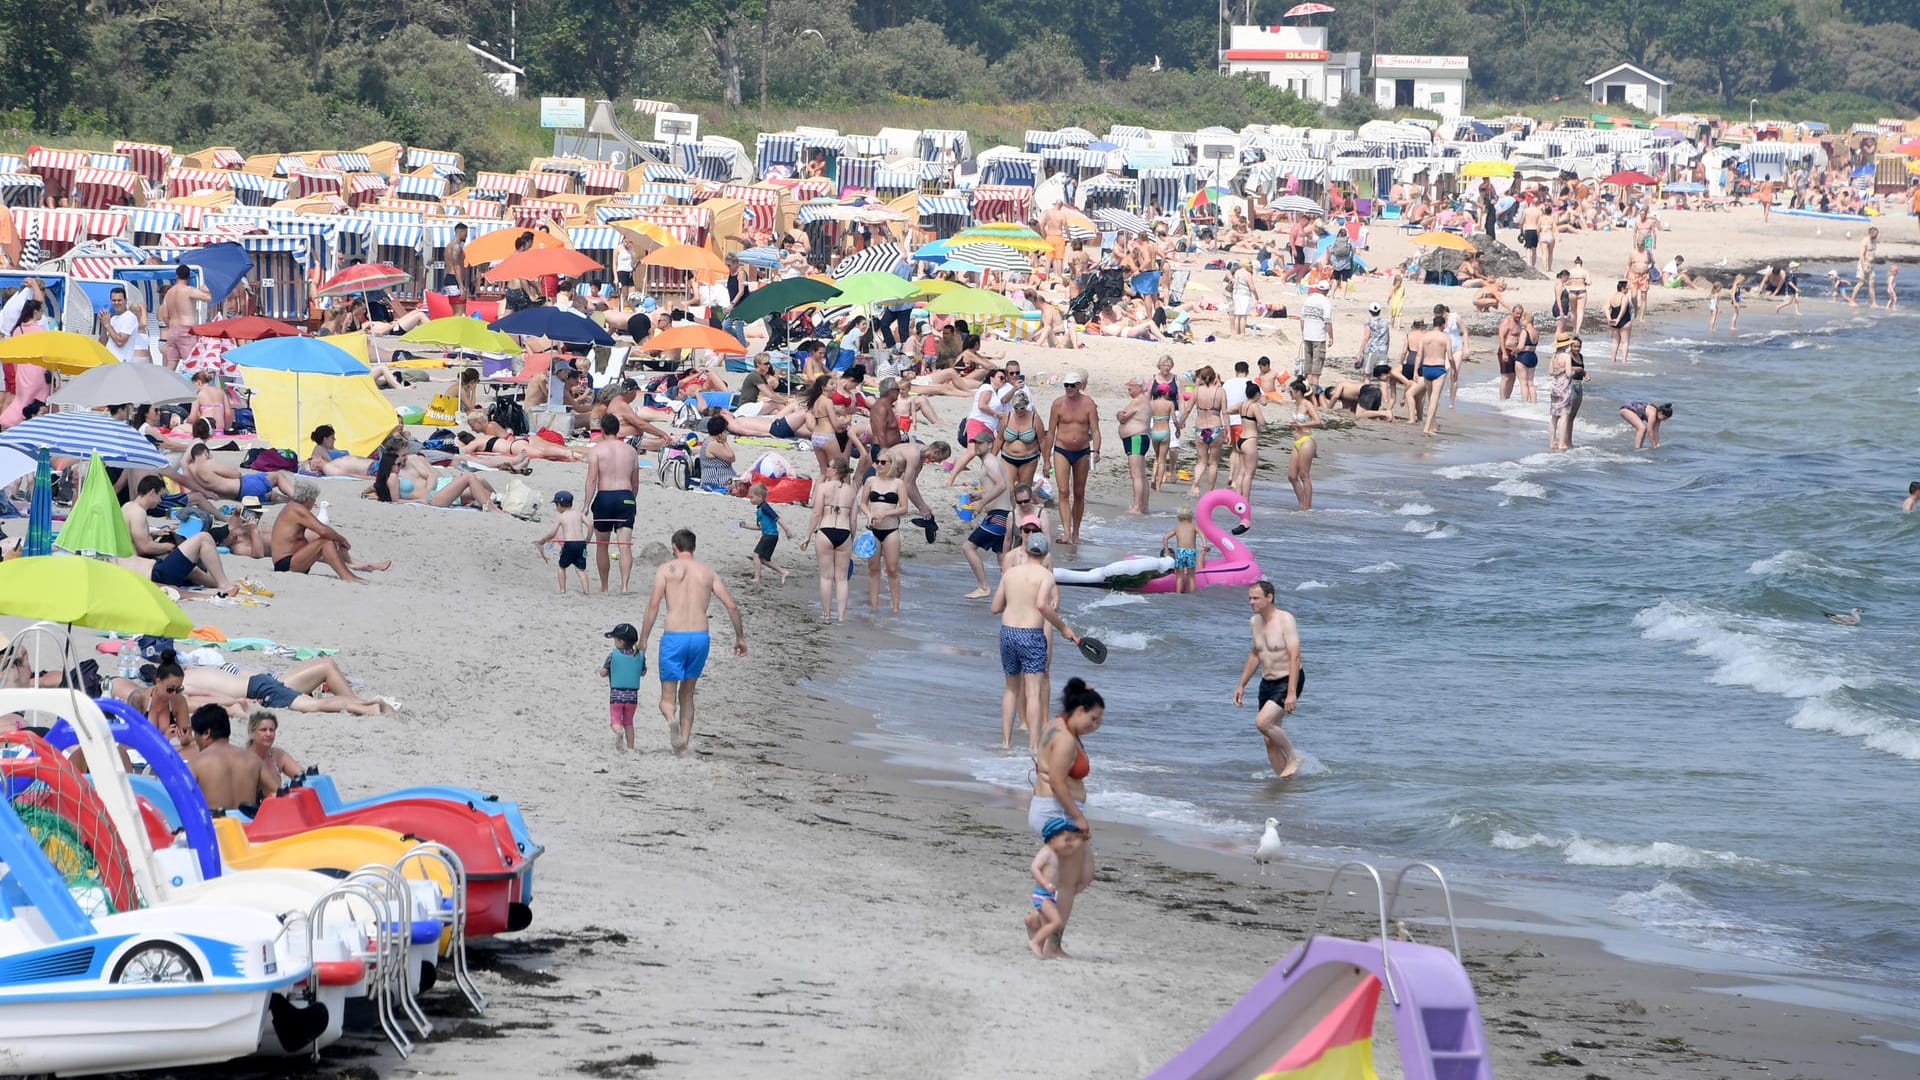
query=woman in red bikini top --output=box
[1028,678,1105,955]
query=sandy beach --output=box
[6,199,1918,1079]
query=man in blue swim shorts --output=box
[182,442,297,504]
[637,528,747,753]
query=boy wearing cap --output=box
[600,623,646,751]
[1026,817,1085,958]
[534,491,591,594]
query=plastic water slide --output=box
[1144,862,1492,1080]
[575,100,671,170]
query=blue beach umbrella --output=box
[0,412,168,469]
[225,336,372,375]
[912,239,955,263]
[488,307,615,346]
[24,448,52,557]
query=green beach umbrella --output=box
[55,454,133,558]
[727,277,844,325]
[831,271,917,309]
[922,287,1022,319]
[0,555,193,637]
[398,316,522,355]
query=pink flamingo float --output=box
[1055,488,1262,593]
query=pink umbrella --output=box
[316,262,411,298]
[1284,2,1335,16]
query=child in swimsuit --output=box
[1024,817,1085,958]
[1158,506,1213,594]
[534,490,591,594]
[600,622,645,752]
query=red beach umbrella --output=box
[188,315,302,341]
[317,262,411,298]
[1603,170,1657,187]
[1284,2,1336,15]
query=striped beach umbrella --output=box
[1268,195,1323,216]
[0,412,167,469]
[1094,208,1153,236]
[831,243,908,278]
[24,448,52,557]
[942,241,1031,274]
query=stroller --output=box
[1068,268,1127,325]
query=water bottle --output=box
[316,500,331,526]
[115,634,140,680]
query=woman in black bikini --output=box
[858,455,909,613]
[994,390,1047,487]
[802,458,857,623]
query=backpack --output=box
[489,397,529,436]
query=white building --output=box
[1223,25,1362,107]
[1371,55,1470,118]
[1585,63,1668,115]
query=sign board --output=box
[1371,54,1470,72]
[1200,143,1238,161]
[654,111,700,143]
[540,97,587,129]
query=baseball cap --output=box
[553,490,574,505]
[1311,280,1330,291]
[604,623,638,643]
[1025,532,1051,557]
[1018,513,1044,533]
[619,377,640,393]
[238,495,263,512]
[1062,370,1085,386]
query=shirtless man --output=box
[188,705,279,812]
[1413,320,1451,435]
[1114,376,1152,515]
[1849,227,1880,307]
[271,479,387,581]
[181,443,299,503]
[606,380,671,446]
[1046,371,1099,547]
[1496,305,1525,402]
[584,414,641,593]
[881,438,951,543]
[183,660,393,716]
[960,430,1013,599]
[115,479,237,593]
[636,529,746,753]
[992,532,1083,754]
[159,265,210,371]
[1519,199,1544,269]
[1626,245,1652,315]
[1231,580,1306,778]
[443,222,469,295]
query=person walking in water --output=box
[1232,580,1305,778]
[636,529,747,753]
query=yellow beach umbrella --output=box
[0,332,119,375]
[0,555,193,637]
[1408,231,1478,252]
[1460,160,1514,179]
[923,287,1021,318]
[246,369,397,456]
[911,279,965,297]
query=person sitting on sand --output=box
[1472,278,1509,312]
[185,372,230,433]
[181,442,300,504]
[183,656,395,716]
[247,712,302,787]
[370,442,500,511]
[114,493,240,595]
[271,478,389,581]
[188,704,280,813]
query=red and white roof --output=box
[113,140,174,183]
[166,168,232,198]
[71,168,142,209]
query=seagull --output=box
[1824,607,1863,626]
[1255,817,1284,876]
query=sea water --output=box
[822,286,1920,1015]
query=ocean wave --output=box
[1611,882,1805,964]
[1394,502,1435,516]
[1351,561,1401,575]
[1403,519,1438,534]
[1634,599,1848,699]
[1787,699,1920,763]
[1091,629,1157,651]
[1077,591,1150,612]
[1745,548,1866,581]
[1422,525,1458,540]
[1296,580,1330,591]
[1492,478,1547,500]
[1490,829,1761,870]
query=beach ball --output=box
[854,532,879,558]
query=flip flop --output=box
[1077,636,1108,665]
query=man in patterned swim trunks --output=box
[992,532,1083,755]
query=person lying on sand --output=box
[181,442,300,503]
[184,658,395,716]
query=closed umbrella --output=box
[488,307,615,346]
[0,555,193,638]
[728,278,843,325]
[942,242,1032,274]
[484,247,603,283]
[0,331,118,375]
[0,412,167,469]
[24,449,52,558]
[54,454,132,558]
[398,317,523,355]
[48,363,196,408]
[645,325,749,355]
[923,288,1021,318]
[317,262,411,298]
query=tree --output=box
[521,0,645,99]
[1588,0,1668,68]
[1841,0,1920,30]
[993,32,1088,102]
[0,0,90,129]
[1666,0,1789,102]
[1389,0,1471,55]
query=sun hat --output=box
[604,623,637,643]
[238,495,264,512]
[1041,816,1081,842]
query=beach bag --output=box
[240,447,297,472]
[423,392,460,427]
[499,477,539,520]
[489,397,529,436]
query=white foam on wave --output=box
[1422,524,1458,540]
[1492,478,1548,500]
[1491,829,1761,870]
[1296,580,1330,591]
[1078,591,1150,612]
[1351,561,1401,575]
[1634,599,1848,699]
[1093,630,1156,651]
[1787,699,1920,763]
[1403,519,1438,534]
[1611,881,1804,964]
[1745,548,1866,581]
[1394,502,1435,516]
